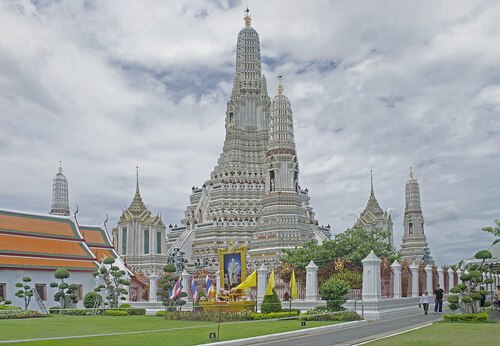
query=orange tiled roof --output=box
[80,226,113,247]
[0,234,95,259]
[0,210,80,239]
[91,248,118,261]
[0,255,98,271]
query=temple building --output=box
[166,10,330,267]
[400,168,433,264]
[112,168,167,276]
[354,171,394,245]
[50,162,70,216]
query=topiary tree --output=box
[320,278,350,311]
[0,297,12,307]
[157,264,186,311]
[50,268,78,309]
[448,269,485,314]
[261,289,282,313]
[83,292,103,309]
[14,277,33,310]
[93,258,130,308]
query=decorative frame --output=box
[218,245,247,290]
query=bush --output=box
[443,313,488,322]
[0,305,21,311]
[128,308,146,315]
[83,292,103,309]
[447,295,459,304]
[261,289,282,313]
[119,303,131,308]
[104,310,129,316]
[320,278,350,311]
[0,310,48,319]
[301,310,362,321]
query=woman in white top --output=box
[419,291,433,315]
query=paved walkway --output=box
[209,312,443,346]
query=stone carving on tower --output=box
[50,162,70,216]
[354,171,394,245]
[399,168,433,264]
[112,168,167,276]
[166,10,330,268]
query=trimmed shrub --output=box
[320,278,350,311]
[261,289,282,313]
[128,308,146,315]
[447,295,459,304]
[301,310,362,321]
[119,303,131,308]
[443,313,488,322]
[105,310,128,316]
[0,305,21,311]
[0,310,48,319]
[83,292,103,309]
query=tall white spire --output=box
[400,168,432,264]
[50,161,70,216]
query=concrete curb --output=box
[198,320,368,346]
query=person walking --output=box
[433,284,445,314]
[419,291,433,315]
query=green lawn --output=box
[0,315,340,345]
[366,322,499,346]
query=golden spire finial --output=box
[58,161,63,173]
[277,75,283,94]
[244,7,251,27]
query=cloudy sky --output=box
[1,0,499,265]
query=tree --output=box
[93,258,130,308]
[482,219,500,245]
[261,289,282,313]
[282,227,398,268]
[14,277,33,310]
[157,264,186,311]
[83,292,103,309]
[50,268,78,309]
[448,261,488,314]
[320,278,350,311]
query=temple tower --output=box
[167,10,329,267]
[50,162,70,216]
[355,171,394,245]
[400,168,433,264]
[112,168,167,276]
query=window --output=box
[144,228,149,254]
[122,227,127,254]
[35,284,46,301]
[156,232,162,254]
[0,283,6,300]
[74,285,83,301]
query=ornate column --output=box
[362,251,381,300]
[216,270,221,292]
[257,264,268,302]
[448,269,455,292]
[306,260,319,301]
[410,262,419,297]
[181,270,190,295]
[148,274,159,302]
[437,267,444,291]
[425,265,433,293]
[391,260,402,299]
[456,269,463,284]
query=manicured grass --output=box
[0,315,340,345]
[366,322,498,345]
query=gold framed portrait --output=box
[218,245,247,290]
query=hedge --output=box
[0,310,48,319]
[443,313,488,322]
[300,311,362,321]
[105,310,129,316]
[159,310,300,321]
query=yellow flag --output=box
[265,269,275,296]
[235,270,257,290]
[290,269,298,300]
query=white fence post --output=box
[181,270,190,296]
[425,265,433,293]
[448,269,455,292]
[257,264,268,303]
[391,260,401,299]
[361,251,381,300]
[306,261,319,301]
[410,262,419,297]
[437,267,444,291]
[148,274,159,302]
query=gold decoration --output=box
[244,7,251,27]
[334,258,344,271]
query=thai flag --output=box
[191,276,198,302]
[169,277,182,300]
[205,275,212,296]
